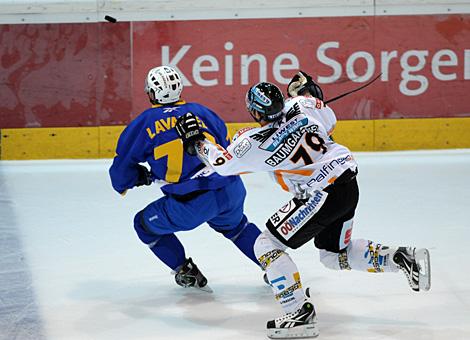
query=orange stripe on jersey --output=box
[327,124,336,136]
[328,176,337,184]
[274,169,314,192]
[274,171,289,191]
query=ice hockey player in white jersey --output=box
[175,71,431,339]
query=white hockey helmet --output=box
[145,66,183,104]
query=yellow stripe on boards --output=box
[1,117,470,160]
[0,127,99,160]
[374,118,470,151]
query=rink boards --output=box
[0,2,469,159]
[1,117,470,159]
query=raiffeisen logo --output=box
[307,154,354,186]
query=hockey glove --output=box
[293,183,311,204]
[135,164,153,187]
[287,71,324,100]
[175,112,205,156]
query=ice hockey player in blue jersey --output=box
[109,65,262,290]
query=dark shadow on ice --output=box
[0,167,45,340]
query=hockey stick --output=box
[324,73,382,104]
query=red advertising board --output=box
[132,15,470,122]
[1,14,469,128]
[0,22,131,128]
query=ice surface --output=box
[1,150,470,340]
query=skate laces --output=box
[395,247,419,288]
[276,310,298,322]
[275,300,311,322]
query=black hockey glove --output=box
[175,112,205,156]
[135,164,153,187]
[287,71,324,100]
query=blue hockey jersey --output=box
[109,100,238,196]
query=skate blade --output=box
[415,248,431,291]
[267,323,319,339]
[193,284,213,293]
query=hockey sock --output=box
[149,233,186,271]
[319,238,399,273]
[255,231,306,314]
[216,215,262,266]
[229,222,262,266]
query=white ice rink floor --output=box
[1,149,470,340]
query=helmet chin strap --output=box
[251,112,272,126]
[148,90,157,105]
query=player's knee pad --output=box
[319,248,351,270]
[254,230,287,270]
[133,211,161,247]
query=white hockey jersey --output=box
[194,96,358,196]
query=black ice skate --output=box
[393,247,431,292]
[267,300,319,339]
[174,258,212,293]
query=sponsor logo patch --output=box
[306,155,354,186]
[233,138,252,158]
[233,127,254,142]
[162,107,179,113]
[258,249,284,270]
[299,98,315,109]
[250,128,277,144]
[276,191,328,241]
[264,128,304,166]
[339,218,354,249]
[269,200,296,226]
[260,117,308,152]
[285,102,302,120]
[264,124,320,167]
[252,86,272,106]
[275,272,302,301]
[148,214,159,222]
[223,149,232,160]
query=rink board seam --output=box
[1,117,470,159]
